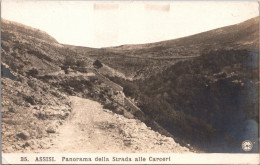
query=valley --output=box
[1,16,259,153]
[67,17,258,80]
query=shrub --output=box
[103,103,117,111]
[76,60,86,67]
[27,68,39,77]
[64,69,69,74]
[63,56,76,67]
[93,60,103,68]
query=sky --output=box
[1,1,259,48]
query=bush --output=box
[27,68,39,77]
[76,60,86,67]
[63,56,76,67]
[93,60,103,68]
[103,103,117,111]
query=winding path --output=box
[36,96,190,153]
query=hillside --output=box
[1,19,188,153]
[74,17,259,79]
[1,16,259,153]
[136,49,259,153]
[108,17,259,152]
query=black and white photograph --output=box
[1,1,259,164]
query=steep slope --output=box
[2,16,258,153]
[1,19,189,153]
[110,17,259,153]
[1,19,95,75]
[1,75,72,153]
[112,50,259,153]
[1,19,77,152]
[76,17,259,79]
[136,49,259,153]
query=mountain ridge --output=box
[70,16,258,79]
[1,18,58,44]
[105,16,259,50]
[2,16,258,50]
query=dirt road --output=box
[36,96,190,153]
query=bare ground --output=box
[35,96,190,153]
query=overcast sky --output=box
[1,1,259,48]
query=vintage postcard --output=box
[1,1,259,164]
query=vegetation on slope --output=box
[110,49,259,152]
[2,16,259,153]
[76,17,259,80]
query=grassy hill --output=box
[74,17,259,79]
[108,17,259,152]
[1,19,97,76]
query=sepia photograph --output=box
[1,0,259,164]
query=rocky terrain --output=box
[1,16,259,153]
[1,74,71,152]
[35,96,189,153]
[1,18,190,153]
